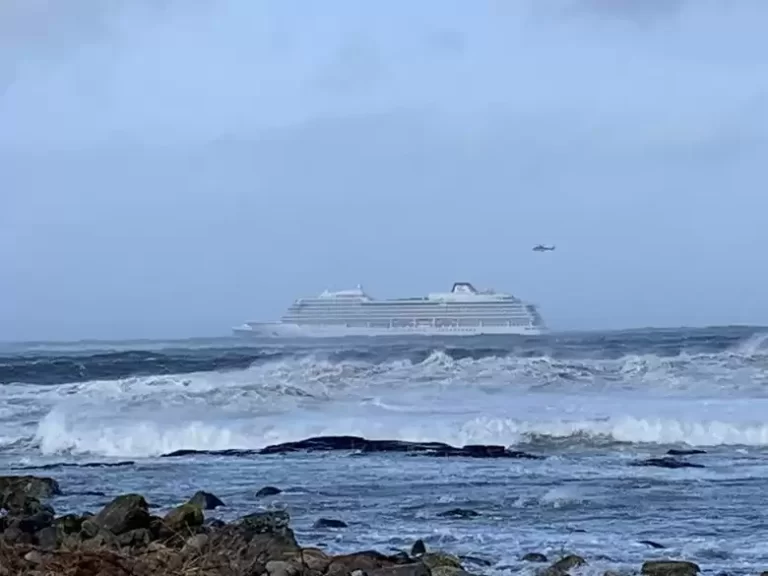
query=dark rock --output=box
[1,492,54,517]
[81,527,118,551]
[427,444,542,459]
[420,552,463,570]
[411,539,427,557]
[0,498,480,576]
[631,457,705,469]
[35,526,59,550]
[80,518,101,539]
[460,554,492,567]
[257,486,283,497]
[313,518,348,529]
[666,449,706,456]
[187,490,225,510]
[370,564,431,576]
[258,435,544,460]
[15,460,135,471]
[247,532,301,564]
[163,503,204,533]
[205,520,300,565]
[436,508,479,519]
[2,521,33,545]
[205,517,227,529]
[641,560,700,576]
[430,568,470,576]
[53,514,85,535]
[161,448,261,458]
[239,510,291,535]
[92,493,151,535]
[522,552,548,562]
[117,527,152,549]
[639,540,666,549]
[389,551,412,564]
[298,547,332,572]
[327,550,399,576]
[18,510,54,533]
[550,554,587,573]
[0,475,61,500]
[149,515,174,541]
[265,559,301,576]
[260,435,371,454]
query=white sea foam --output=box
[2,335,768,574]
[1,338,767,458]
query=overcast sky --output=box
[2,0,768,341]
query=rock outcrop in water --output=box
[630,456,705,469]
[160,435,545,460]
[0,474,712,576]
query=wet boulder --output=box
[35,525,59,550]
[313,517,348,529]
[540,554,587,576]
[239,510,292,535]
[436,508,479,519]
[163,503,204,533]
[187,490,225,510]
[642,560,700,576]
[0,475,61,500]
[372,564,432,576]
[1,492,54,518]
[410,539,427,557]
[116,527,153,549]
[257,486,283,497]
[53,513,85,536]
[299,547,332,573]
[522,552,548,563]
[91,493,151,535]
[421,551,463,571]
[326,551,400,576]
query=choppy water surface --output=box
[2,327,768,575]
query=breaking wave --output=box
[2,325,766,385]
[30,409,768,459]
[2,327,768,458]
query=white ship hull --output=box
[233,281,547,339]
[233,322,545,338]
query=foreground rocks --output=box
[0,474,713,576]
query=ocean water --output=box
[2,327,768,575]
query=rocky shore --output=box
[0,470,715,576]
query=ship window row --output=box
[282,317,534,324]
[288,305,531,313]
[284,309,533,317]
[294,300,522,307]
[285,318,534,327]
[282,314,534,323]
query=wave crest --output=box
[3,326,767,385]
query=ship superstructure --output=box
[233,282,546,337]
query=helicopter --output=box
[532,244,555,252]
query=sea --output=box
[2,326,768,575]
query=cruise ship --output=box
[233,281,547,338]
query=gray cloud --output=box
[2,0,768,340]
